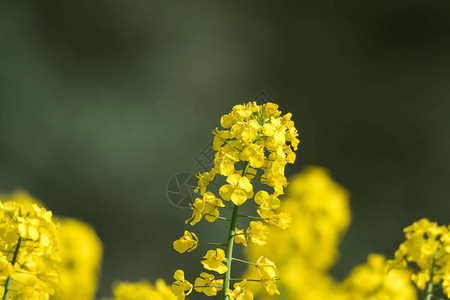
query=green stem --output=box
[198,242,227,246]
[222,162,250,299]
[237,214,266,220]
[232,257,257,266]
[202,213,231,222]
[424,253,438,300]
[3,236,21,300]
[230,278,261,282]
[242,203,259,209]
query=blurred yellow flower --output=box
[244,166,351,299]
[110,279,176,300]
[51,218,103,300]
[341,254,417,300]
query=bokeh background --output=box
[1,0,449,298]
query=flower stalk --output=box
[2,236,21,300]
[424,253,438,300]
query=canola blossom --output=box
[388,218,450,299]
[341,254,417,300]
[244,166,351,299]
[0,197,60,300]
[109,280,176,300]
[171,102,300,299]
[51,218,103,300]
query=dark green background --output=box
[1,1,449,298]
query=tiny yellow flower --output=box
[256,256,280,296]
[234,228,247,246]
[257,208,292,230]
[240,144,265,168]
[256,256,279,279]
[219,173,254,206]
[247,221,270,245]
[195,171,217,195]
[227,280,254,300]
[194,272,223,296]
[254,190,280,210]
[173,231,199,253]
[171,270,193,300]
[201,249,228,274]
[185,192,224,226]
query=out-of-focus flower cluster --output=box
[245,166,351,299]
[51,218,103,300]
[108,280,176,300]
[244,166,418,300]
[388,218,450,298]
[341,254,417,300]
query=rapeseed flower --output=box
[173,231,198,253]
[227,280,253,300]
[244,166,350,299]
[194,272,223,296]
[341,254,417,300]
[388,218,450,298]
[171,270,193,300]
[51,218,102,300]
[172,102,299,299]
[201,249,228,274]
[110,280,176,300]
[0,196,60,300]
[247,221,270,245]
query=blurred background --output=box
[1,0,449,298]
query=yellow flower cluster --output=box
[244,166,350,299]
[109,280,176,300]
[51,218,103,300]
[388,218,450,298]
[0,197,60,299]
[172,102,299,299]
[341,254,417,300]
[0,191,104,300]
